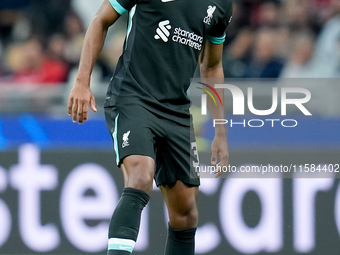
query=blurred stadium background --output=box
[0,0,340,254]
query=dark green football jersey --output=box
[105,0,232,125]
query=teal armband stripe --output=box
[109,0,127,15]
[206,33,226,44]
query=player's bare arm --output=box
[200,41,229,177]
[67,0,120,124]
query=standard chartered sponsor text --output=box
[172,27,203,50]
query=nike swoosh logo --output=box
[161,0,177,2]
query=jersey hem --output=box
[109,98,191,127]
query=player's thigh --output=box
[105,104,157,193]
[121,155,155,194]
[154,121,200,187]
[105,103,157,163]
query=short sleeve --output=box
[109,0,138,15]
[206,0,233,44]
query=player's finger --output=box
[90,95,97,112]
[72,100,78,123]
[214,162,223,178]
[82,101,89,122]
[67,96,73,116]
[215,153,229,178]
[219,155,229,170]
[220,151,229,167]
[211,149,217,165]
[78,100,84,124]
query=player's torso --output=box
[108,0,230,122]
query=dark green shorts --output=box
[104,103,200,187]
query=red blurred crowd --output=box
[0,0,339,85]
[0,0,114,85]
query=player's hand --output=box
[67,82,97,124]
[211,133,229,178]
